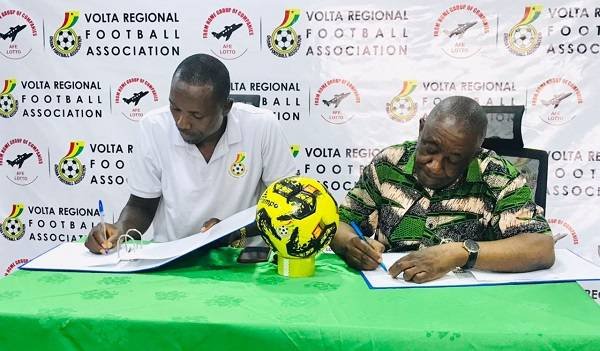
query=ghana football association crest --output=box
[0,78,18,118]
[2,204,25,241]
[229,151,248,178]
[504,5,543,56]
[55,140,86,185]
[49,10,82,57]
[267,9,302,58]
[386,80,418,122]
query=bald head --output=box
[426,96,487,144]
[414,96,487,189]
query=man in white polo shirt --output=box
[85,54,295,253]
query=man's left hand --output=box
[388,243,467,283]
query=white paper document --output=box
[361,249,600,289]
[21,206,256,273]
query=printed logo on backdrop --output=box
[545,7,599,55]
[50,11,82,57]
[2,203,25,241]
[304,9,409,57]
[202,7,255,60]
[504,5,543,56]
[230,81,303,122]
[87,143,132,186]
[55,140,86,185]
[83,12,180,57]
[299,144,383,197]
[314,79,360,124]
[229,152,248,178]
[0,9,38,59]
[114,78,159,121]
[433,4,490,58]
[548,218,579,246]
[25,203,100,243]
[267,9,302,58]
[19,80,104,119]
[290,144,300,158]
[531,78,583,125]
[0,78,18,118]
[4,258,28,276]
[386,80,418,122]
[417,80,522,115]
[0,137,43,185]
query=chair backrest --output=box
[481,105,548,209]
[229,94,260,107]
[481,105,524,150]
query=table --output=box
[0,248,599,350]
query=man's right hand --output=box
[342,236,385,270]
[85,223,121,254]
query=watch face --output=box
[464,239,479,252]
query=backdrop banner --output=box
[1,0,598,302]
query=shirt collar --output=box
[402,151,416,174]
[465,156,483,182]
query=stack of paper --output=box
[21,206,256,273]
[362,249,600,289]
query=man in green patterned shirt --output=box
[330,96,554,283]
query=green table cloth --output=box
[0,248,599,350]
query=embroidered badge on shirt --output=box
[229,152,248,178]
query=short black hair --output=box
[428,96,487,141]
[172,53,230,103]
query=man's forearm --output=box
[473,233,555,272]
[114,195,160,239]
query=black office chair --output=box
[481,105,548,209]
[229,94,260,107]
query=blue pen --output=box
[98,200,108,254]
[350,221,388,272]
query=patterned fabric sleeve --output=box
[339,154,384,234]
[483,157,552,240]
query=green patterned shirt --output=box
[340,141,551,251]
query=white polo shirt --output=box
[128,103,296,242]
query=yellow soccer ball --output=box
[256,176,339,260]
